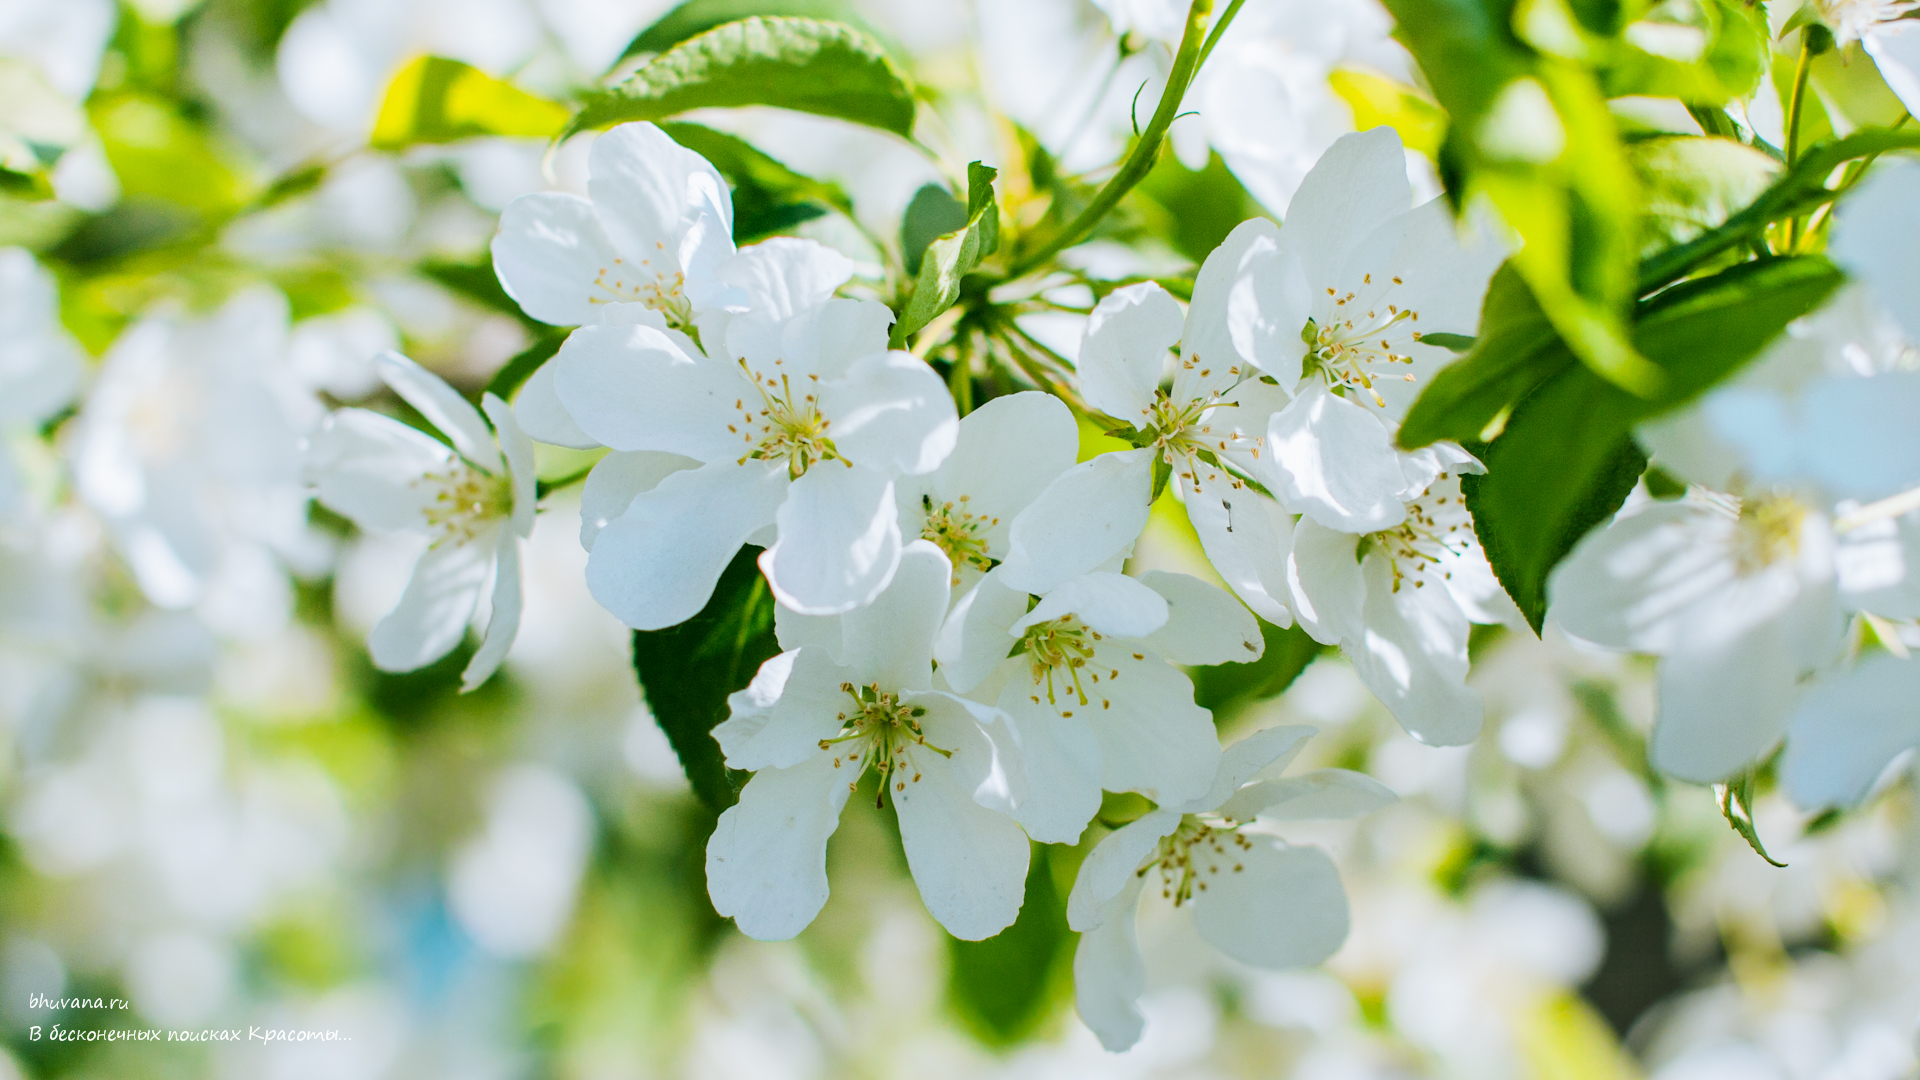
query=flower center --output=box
[589,251,694,330]
[731,360,843,479]
[1012,614,1122,712]
[1138,814,1254,906]
[818,682,951,807]
[1361,474,1472,593]
[1734,494,1808,574]
[1144,386,1263,494]
[416,461,512,547]
[921,494,997,583]
[1304,274,1423,407]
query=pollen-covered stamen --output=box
[588,248,695,330]
[818,681,953,808]
[921,493,997,584]
[1364,473,1473,593]
[1016,614,1121,708]
[732,359,843,479]
[1734,493,1809,574]
[1306,274,1423,407]
[415,461,512,547]
[1142,378,1264,495]
[1136,813,1255,906]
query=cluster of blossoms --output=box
[293,119,1540,1049]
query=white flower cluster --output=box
[291,120,1533,1049]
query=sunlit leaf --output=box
[947,844,1075,1045]
[370,56,570,151]
[891,162,998,346]
[659,121,851,242]
[573,17,917,139]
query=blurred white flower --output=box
[0,0,116,100]
[706,542,1030,942]
[448,764,594,958]
[306,350,535,690]
[0,248,84,518]
[1066,724,1390,1051]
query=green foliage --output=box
[369,56,570,151]
[622,0,864,60]
[1629,135,1780,258]
[947,844,1075,1045]
[900,183,968,276]
[630,546,782,812]
[1460,256,1845,632]
[573,17,917,140]
[486,330,569,403]
[1400,264,1560,448]
[890,162,999,347]
[1716,767,1787,867]
[660,121,852,242]
[1133,150,1268,264]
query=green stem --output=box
[999,0,1221,281]
[1784,38,1814,248]
[1194,0,1246,70]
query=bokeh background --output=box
[1,1,1917,1078]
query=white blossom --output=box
[306,351,535,690]
[706,541,1030,941]
[0,248,85,517]
[1066,724,1392,1051]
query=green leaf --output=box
[947,844,1074,1046]
[630,545,782,811]
[1400,264,1564,449]
[890,161,998,347]
[573,17,917,140]
[369,56,569,151]
[1716,769,1787,867]
[421,259,541,329]
[1629,135,1779,258]
[899,183,967,277]
[658,121,851,242]
[1599,0,1767,103]
[1465,256,1845,632]
[623,0,861,60]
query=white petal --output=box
[914,689,1029,814]
[819,351,959,477]
[761,463,903,616]
[706,751,851,941]
[926,390,1080,542]
[1275,127,1412,290]
[1831,157,1920,343]
[490,191,625,326]
[1836,510,1920,618]
[730,297,895,382]
[1179,723,1318,814]
[586,460,787,630]
[1192,841,1349,969]
[1865,29,1920,129]
[374,351,501,472]
[578,450,701,549]
[893,709,1032,941]
[1649,563,1840,783]
[482,393,537,538]
[305,408,451,531]
[1783,654,1920,809]
[934,569,1031,694]
[1266,384,1411,532]
[1219,769,1398,822]
[1181,474,1296,627]
[1228,247,1312,385]
[512,360,599,450]
[589,122,736,295]
[1184,217,1286,397]
[1346,551,1483,746]
[1079,282,1183,424]
[1072,877,1149,1052]
[1139,570,1263,666]
[1286,517,1366,647]
[714,647,856,771]
[996,691,1104,844]
[838,539,949,692]
[1012,572,1168,639]
[461,531,522,690]
[1087,643,1221,806]
[998,448,1155,595]
[1065,809,1182,930]
[550,321,737,458]
[368,533,495,672]
[714,237,853,321]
